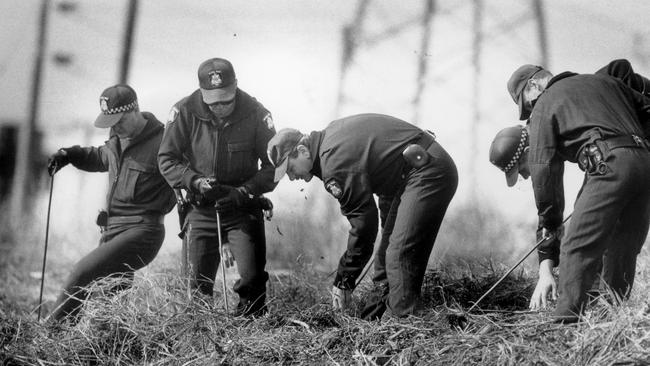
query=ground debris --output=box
[2,257,650,365]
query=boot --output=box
[360,283,389,321]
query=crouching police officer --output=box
[490,125,649,313]
[158,58,276,316]
[46,84,175,324]
[502,64,650,323]
[267,114,458,319]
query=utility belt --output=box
[187,191,273,212]
[402,130,436,170]
[96,211,164,232]
[578,134,650,174]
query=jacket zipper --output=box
[212,123,219,179]
[106,142,126,218]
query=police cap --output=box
[267,128,304,182]
[489,125,528,187]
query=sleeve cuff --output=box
[333,273,356,290]
[537,244,560,266]
[66,145,84,164]
[182,172,202,193]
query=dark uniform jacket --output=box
[536,61,650,264]
[597,59,650,97]
[529,73,650,256]
[158,89,276,197]
[308,114,432,288]
[597,59,650,137]
[69,113,175,217]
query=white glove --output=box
[221,243,235,268]
[332,286,353,310]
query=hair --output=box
[531,69,553,87]
[288,134,310,159]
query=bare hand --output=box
[529,260,557,310]
[331,286,352,310]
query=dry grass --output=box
[2,250,650,365]
[2,197,650,365]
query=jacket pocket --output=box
[116,160,159,202]
[227,141,256,180]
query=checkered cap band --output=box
[103,100,138,115]
[501,128,528,173]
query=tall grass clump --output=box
[2,194,650,364]
[2,246,650,365]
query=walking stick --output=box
[185,224,192,301]
[466,213,573,314]
[216,210,229,314]
[356,258,374,287]
[37,171,55,321]
[448,213,573,329]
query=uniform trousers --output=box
[556,146,650,320]
[182,205,268,315]
[370,140,458,317]
[49,223,164,324]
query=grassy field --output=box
[2,244,650,365]
[1,198,650,365]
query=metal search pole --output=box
[37,172,55,321]
[466,213,573,314]
[216,211,229,314]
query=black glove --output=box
[216,186,251,213]
[256,196,273,212]
[47,147,78,176]
[255,196,274,220]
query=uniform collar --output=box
[546,71,578,89]
[309,130,323,179]
[107,112,163,154]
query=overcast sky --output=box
[1,0,649,253]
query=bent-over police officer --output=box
[505,64,650,323]
[46,84,175,324]
[158,58,276,316]
[267,113,458,319]
[488,125,636,311]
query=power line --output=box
[336,0,549,195]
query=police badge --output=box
[264,113,274,130]
[167,107,179,124]
[100,96,109,112]
[209,71,223,87]
[325,179,343,199]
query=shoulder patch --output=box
[167,107,179,124]
[325,179,343,200]
[263,113,274,130]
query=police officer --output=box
[487,126,564,311]
[46,84,175,324]
[491,126,650,313]
[267,114,458,319]
[505,64,650,323]
[158,58,276,316]
[509,59,650,133]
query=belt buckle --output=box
[632,135,643,146]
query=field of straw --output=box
[1,199,650,365]
[2,247,650,365]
